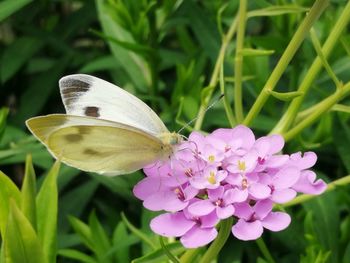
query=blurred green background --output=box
[1,0,350,262]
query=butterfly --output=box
[26,74,181,176]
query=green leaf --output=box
[20,155,37,230]
[58,249,97,263]
[36,161,60,263]
[112,222,139,262]
[95,0,149,92]
[79,55,120,73]
[247,5,309,18]
[333,115,350,173]
[0,171,21,238]
[303,191,340,263]
[1,37,43,83]
[121,212,156,250]
[0,108,9,143]
[241,48,275,56]
[180,0,220,62]
[132,242,185,263]
[68,216,94,251]
[0,0,32,22]
[268,90,304,101]
[88,211,112,263]
[4,200,46,263]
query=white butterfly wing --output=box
[59,74,168,136]
[26,114,172,175]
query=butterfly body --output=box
[26,74,179,176]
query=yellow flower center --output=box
[208,155,215,163]
[207,171,216,184]
[238,160,246,171]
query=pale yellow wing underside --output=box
[26,114,171,175]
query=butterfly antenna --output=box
[177,94,224,134]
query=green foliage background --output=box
[0,0,350,262]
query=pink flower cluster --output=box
[133,125,327,248]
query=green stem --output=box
[234,0,247,123]
[179,248,202,263]
[271,1,350,134]
[198,217,233,263]
[243,0,329,126]
[282,175,350,208]
[194,18,238,130]
[256,238,276,263]
[220,64,236,127]
[282,82,350,141]
[159,237,180,263]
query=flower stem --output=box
[282,82,350,141]
[243,0,329,126]
[194,18,238,130]
[271,0,350,134]
[234,0,247,123]
[198,217,233,263]
[256,238,276,263]
[220,64,236,127]
[282,175,350,208]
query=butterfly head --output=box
[159,132,182,146]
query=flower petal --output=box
[188,199,215,216]
[262,212,291,232]
[290,152,317,170]
[208,186,224,201]
[254,199,273,219]
[249,183,271,200]
[292,170,327,194]
[133,177,167,200]
[216,205,235,219]
[234,202,253,220]
[271,189,296,203]
[144,191,188,212]
[150,212,195,237]
[180,226,218,248]
[232,219,263,241]
[224,188,248,203]
[273,167,300,189]
[200,211,220,228]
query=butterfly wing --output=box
[26,114,171,175]
[59,74,168,136]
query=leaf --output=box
[268,90,304,101]
[112,222,139,262]
[121,212,156,250]
[0,171,21,238]
[95,0,149,92]
[79,55,120,73]
[58,249,97,263]
[240,48,275,56]
[68,216,94,251]
[0,0,32,22]
[4,200,46,263]
[180,0,220,62]
[36,161,60,263]
[247,5,309,18]
[20,155,37,229]
[132,242,185,263]
[303,191,340,263]
[88,211,112,263]
[0,108,9,143]
[1,37,43,83]
[333,115,350,173]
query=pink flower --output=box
[232,200,291,240]
[133,125,327,248]
[188,186,243,219]
[151,204,219,248]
